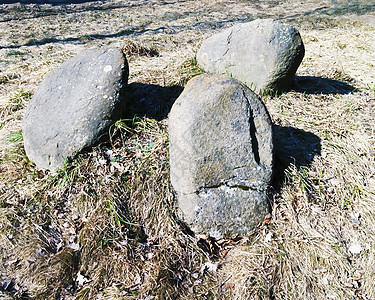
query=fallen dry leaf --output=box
[76,272,90,286]
[348,242,362,254]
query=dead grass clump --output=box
[122,39,159,59]
[0,90,32,130]
[0,130,34,183]
[173,58,205,87]
[0,208,75,298]
[0,72,20,85]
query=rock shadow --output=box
[292,76,357,95]
[123,82,183,121]
[271,125,321,190]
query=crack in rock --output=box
[213,28,234,65]
[242,90,261,165]
[197,181,266,194]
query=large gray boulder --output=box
[23,47,128,171]
[169,74,273,238]
[196,19,305,93]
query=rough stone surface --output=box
[23,47,128,171]
[169,74,273,237]
[197,19,305,93]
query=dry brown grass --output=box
[0,0,375,299]
[0,118,211,299]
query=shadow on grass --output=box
[0,15,251,49]
[0,0,191,23]
[6,1,373,49]
[271,125,321,191]
[123,82,322,189]
[124,82,322,195]
[0,2,138,24]
[281,1,375,20]
[292,76,357,95]
[0,27,139,49]
[123,82,183,121]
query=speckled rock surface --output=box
[169,74,273,237]
[197,19,305,93]
[22,47,128,171]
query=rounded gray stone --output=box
[197,19,305,93]
[22,47,128,171]
[169,74,273,238]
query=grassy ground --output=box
[0,0,374,299]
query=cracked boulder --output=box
[169,74,273,238]
[196,19,305,93]
[23,47,128,171]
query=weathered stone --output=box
[197,19,305,93]
[169,74,273,238]
[22,47,128,171]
